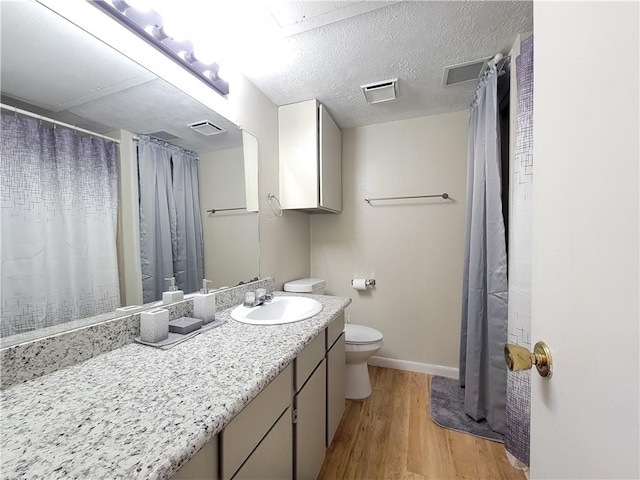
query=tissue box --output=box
[194,292,216,324]
[140,308,169,343]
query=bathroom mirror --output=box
[0,1,259,347]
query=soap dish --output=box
[169,317,203,335]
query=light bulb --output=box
[125,0,154,12]
[159,4,193,41]
[192,45,220,66]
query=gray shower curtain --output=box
[1,113,120,336]
[459,63,509,434]
[137,136,203,303]
[171,148,204,296]
[138,137,176,303]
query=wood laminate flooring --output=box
[318,366,527,480]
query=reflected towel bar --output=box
[206,207,246,214]
[364,193,449,204]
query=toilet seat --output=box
[345,340,384,353]
[345,324,383,345]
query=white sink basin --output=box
[230,296,323,325]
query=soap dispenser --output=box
[193,279,216,324]
[162,277,184,304]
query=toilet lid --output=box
[345,324,383,344]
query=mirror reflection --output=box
[0,1,259,347]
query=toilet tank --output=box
[283,278,326,295]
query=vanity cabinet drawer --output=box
[326,312,345,350]
[295,332,325,392]
[232,407,292,480]
[221,364,292,480]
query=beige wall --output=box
[311,111,468,369]
[109,129,143,307]
[198,147,259,288]
[231,75,311,289]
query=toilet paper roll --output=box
[352,279,368,291]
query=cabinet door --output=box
[295,360,327,480]
[278,99,319,210]
[319,104,342,212]
[232,407,292,480]
[326,313,345,350]
[172,435,219,480]
[221,364,292,479]
[295,332,325,392]
[326,333,345,447]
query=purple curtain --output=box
[505,34,534,467]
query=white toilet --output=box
[283,278,327,295]
[283,278,384,400]
[344,323,383,399]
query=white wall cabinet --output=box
[278,99,342,213]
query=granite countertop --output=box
[0,293,351,479]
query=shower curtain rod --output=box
[489,53,511,72]
[0,103,121,144]
[132,135,199,160]
[489,53,504,66]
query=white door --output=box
[531,2,639,479]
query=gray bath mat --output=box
[429,375,504,443]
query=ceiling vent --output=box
[188,120,225,136]
[443,57,492,86]
[360,78,398,104]
[147,130,181,141]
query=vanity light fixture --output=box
[93,0,230,96]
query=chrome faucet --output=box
[244,289,273,307]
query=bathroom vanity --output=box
[0,287,350,480]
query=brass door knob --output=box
[504,341,553,378]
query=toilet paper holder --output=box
[351,279,376,287]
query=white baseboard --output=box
[368,356,459,379]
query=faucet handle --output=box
[244,291,256,307]
[256,288,266,299]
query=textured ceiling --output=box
[1,0,533,147]
[246,0,533,128]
